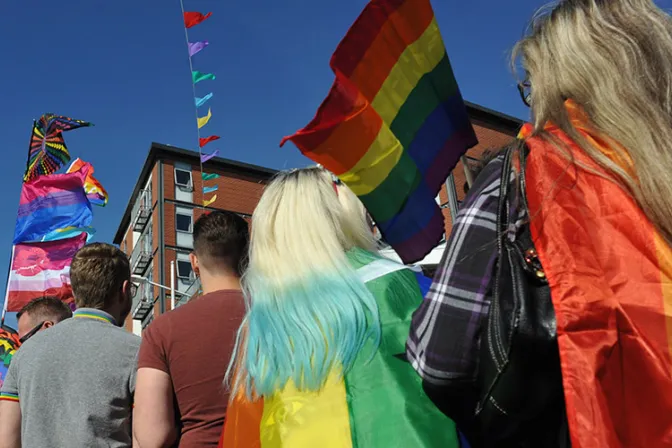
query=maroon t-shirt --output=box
[137,290,246,447]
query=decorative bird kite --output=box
[24,114,93,182]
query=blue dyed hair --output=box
[226,167,381,398]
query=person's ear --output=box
[190,253,200,278]
[121,280,130,302]
[43,321,54,330]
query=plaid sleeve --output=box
[406,156,504,385]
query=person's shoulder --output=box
[172,290,245,316]
[104,325,141,348]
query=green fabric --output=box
[344,249,459,447]
[358,54,457,222]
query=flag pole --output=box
[1,246,16,326]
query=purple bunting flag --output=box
[200,150,219,163]
[188,41,209,57]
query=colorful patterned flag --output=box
[184,11,212,28]
[66,158,108,206]
[280,0,477,263]
[0,326,20,390]
[5,234,87,312]
[203,185,218,194]
[25,114,92,182]
[202,172,220,181]
[14,168,92,244]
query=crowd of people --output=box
[1,0,672,446]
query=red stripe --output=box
[330,0,408,77]
[281,78,382,174]
[333,0,435,101]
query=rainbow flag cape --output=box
[520,106,672,446]
[14,167,92,244]
[280,0,477,263]
[0,326,20,390]
[220,254,460,447]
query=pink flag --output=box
[6,234,87,312]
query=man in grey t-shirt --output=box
[0,243,141,448]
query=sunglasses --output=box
[19,321,45,344]
[518,80,532,107]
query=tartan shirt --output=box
[406,155,510,385]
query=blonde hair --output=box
[513,0,672,244]
[228,167,380,397]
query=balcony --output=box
[177,278,201,307]
[131,189,152,232]
[130,232,153,275]
[132,281,155,321]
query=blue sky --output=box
[2,0,669,326]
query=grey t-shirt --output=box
[0,308,141,448]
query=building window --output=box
[176,259,193,280]
[174,167,192,189]
[176,210,193,233]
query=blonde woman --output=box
[408,0,672,446]
[218,167,463,447]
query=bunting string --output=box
[179,1,219,208]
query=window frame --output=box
[175,211,193,234]
[176,259,193,280]
[174,167,193,189]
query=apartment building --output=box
[115,103,522,334]
[113,143,276,334]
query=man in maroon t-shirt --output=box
[134,211,249,447]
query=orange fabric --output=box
[218,393,264,448]
[524,122,672,446]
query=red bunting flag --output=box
[184,11,212,28]
[199,135,220,148]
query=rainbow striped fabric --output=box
[281,0,477,263]
[520,102,672,446]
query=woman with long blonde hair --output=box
[219,167,462,447]
[408,0,672,446]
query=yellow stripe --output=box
[339,125,402,196]
[339,19,444,196]
[654,233,672,368]
[260,372,352,448]
[74,314,111,323]
[371,18,445,126]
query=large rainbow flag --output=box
[280,0,477,263]
[520,102,672,446]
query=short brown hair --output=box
[70,243,131,309]
[17,296,73,323]
[193,211,249,275]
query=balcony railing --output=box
[130,232,153,275]
[176,278,201,307]
[131,189,152,232]
[132,281,155,321]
